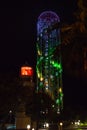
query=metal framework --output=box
[36,11,63,113]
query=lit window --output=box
[21,66,33,76]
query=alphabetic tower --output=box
[36,11,63,113]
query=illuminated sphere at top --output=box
[37,11,60,35]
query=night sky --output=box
[0,0,77,74]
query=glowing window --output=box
[21,66,33,76]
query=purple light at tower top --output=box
[38,11,60,22]
[37,11,60,35]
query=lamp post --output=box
[59,122,63,130]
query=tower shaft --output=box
[36,11,63,112]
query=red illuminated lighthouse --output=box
[19,63,34,101]
[20,63,34,86]
[16,63,35,130]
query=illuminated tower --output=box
[36,11,63,113]
[16,64,34,130]
[19,64,34,102]
[20,65,34,86]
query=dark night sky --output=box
[0,0,77,74]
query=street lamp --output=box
[27,124,31,130]
[45,123,49,128]
[59,122,63,130]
